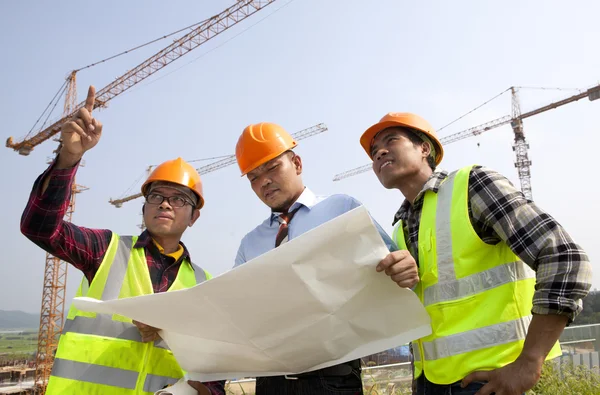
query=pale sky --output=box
[1,0,598,314]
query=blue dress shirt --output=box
[235,187,397,267]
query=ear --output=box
[293,154,303,175]
[142,204,146,214]
[421,141,432,159]
[188,208,201,227]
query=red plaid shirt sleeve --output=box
[20,161,113,283]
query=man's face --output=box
[247,152,303,211]
[370,128,430,189]
[143,185,200,238]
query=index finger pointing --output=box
[85,85,96,113]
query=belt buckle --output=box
[284,375,299,380]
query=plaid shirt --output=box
[20,161,225,395]
[393,166,592,322]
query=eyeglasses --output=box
[145,193,193,208]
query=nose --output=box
[158,198,173,210]
[260,176,272,189]
[374,148,388,162]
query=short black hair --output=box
[403,130,437,171]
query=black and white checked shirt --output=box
[393,166,592,322]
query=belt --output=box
[283,361,358,380]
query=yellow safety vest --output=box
[46,234,211,395]
[393,165,561,385]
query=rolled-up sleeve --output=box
[468,167,592,323]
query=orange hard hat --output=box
[360,112,444,164]
[235,122,297,176]
[141,157,205,209]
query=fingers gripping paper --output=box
[74,206,431,393]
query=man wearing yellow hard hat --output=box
[359,112,592,395]
[19,86,224,395]
[231,122,415,395]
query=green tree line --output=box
[577,289,600,325]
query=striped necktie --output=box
[275,206,301,247]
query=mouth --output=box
[264,189,279,200]
[379,160,393,172]
[154,214,174,221]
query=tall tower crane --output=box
[333,84,600,200]
[32,72,89,394]
[6,0,278,156]
[108,123,328,211]
[6,2,279,393]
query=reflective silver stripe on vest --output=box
[422,315,532,361]
[51,358,139,389]
[435,171,457,282]
[63,316,173,351]
[413,344,422,362]
[427,172,533,307]
[192,263,207,284]
[101,235,134,301]
[64,236,140,343]
[423,261,535,306]
[154,338,170,350]
[63,315,142,342]
[143,373,179,393]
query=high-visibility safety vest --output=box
[393,165,561,385]
[46,234,211,395]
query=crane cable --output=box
[437,86,583,134]
[25,79,69,139]
[117,155,235,198]
[437,88,510,133]
[73,17,213,72]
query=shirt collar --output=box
[134,230,191,263]
[392,169,449,225]
[269,187,316,226]
[152,239,184,261]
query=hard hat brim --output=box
[239,141,297,176]
[140,158,205,209]
[141,180,205,209]
[360,120,444,164]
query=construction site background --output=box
[1,323,599,395]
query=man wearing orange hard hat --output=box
[20,86,224,395]
[359,112,592,395]
[231,122,406,395]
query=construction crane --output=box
[6,2,279,393]
[333,84,600,200]
[32,72,89,394]
[6,0,278,156]
[108,123,328,209]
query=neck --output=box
[397,167,433,204]
[276,185,305,212]
[151,234,181,254]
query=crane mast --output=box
[7,3,281,393]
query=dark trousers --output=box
[255,360,363,395]
[415,373,525,395]
[415,374,486,395]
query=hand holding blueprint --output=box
[74,206,431,393]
